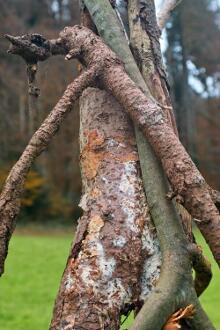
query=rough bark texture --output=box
[50,88,161,329]
[5,33,66,63]
[57,24,220,267]
[0,66,99,275]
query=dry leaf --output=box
[163,305,195,330]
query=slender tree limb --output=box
[157,0,183,30]
[189,244,212,297]
[128,0,213,295]
[0,64,100,275]
[129,140,214,329]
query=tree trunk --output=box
[50,88,160,329]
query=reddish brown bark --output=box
[57,25,220,266]
[50,88,160,329]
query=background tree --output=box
[165,0,220,190]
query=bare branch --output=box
[157,0,182,30]
[0,64,100,275]
[5,33,66,64]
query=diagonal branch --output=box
[0,64,100,275]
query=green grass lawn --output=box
[0,230,219,329]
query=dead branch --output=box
[5,33,66,63]
[0,63,100,275]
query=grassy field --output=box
[0,230,219,330]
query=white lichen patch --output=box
[107,278,132,306]
[96,241,116,279]
[140,222,161,300]
[101,176,108,184]
[113,235,127,248]
[140,252,161,300]
[119,161,140,233]
[119,162,137,196]
[107,138,118,148]
[141,223,157,253]
[78,215,132,308]
[78,193,88,211]
[65,273,75,291]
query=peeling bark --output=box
[50,88,160,329]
